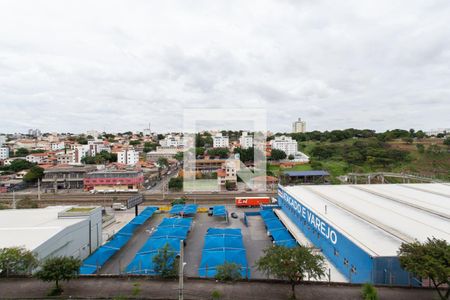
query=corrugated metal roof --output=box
[282,184,450,257]
[283,170,330,177]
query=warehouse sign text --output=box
[278,189,338,245]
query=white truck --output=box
[112,203,127,211]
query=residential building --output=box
[146,147,179,160]
[213,133,229,148]
[239,132,253,149]
[0,135,6,146]
[117,149,139,166]
[159,134,185,148]
[42,165,96,191]
[28,128,41,137]
[26,152,55,164]
[88,140,111,156]
[51,142,65,151]
[292,118,306,133]
[0,206,102,260]
[73,145,90,164]
[270,135,298,156]
[217,159,240,190]
[84,170,144,192]
[0,147,9,160]
[56,150,76,165]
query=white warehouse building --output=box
[276,183,450,285]
[0,206,102,261]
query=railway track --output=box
[0,191,276,207]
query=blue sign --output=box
[278,188,338,245]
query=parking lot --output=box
[99,204,273,278]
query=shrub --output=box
[214,262,242,281]
[361,283,378,300]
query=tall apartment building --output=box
[88,140,110,156]
[213,133,229,148]
[239,132,253,149]
[292,118,306,133]
[270,135,298,156]
[117,149,139,166]
[0,135,6,146]
[0,147,9,160]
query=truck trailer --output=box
[235,196,271,207]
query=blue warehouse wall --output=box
[277,186,417,286]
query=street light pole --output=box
[179,239,186,300]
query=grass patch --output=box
[66,207,95,213]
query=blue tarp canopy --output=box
[169,204,198,215]
[151,227,189,239]
[198,228,250,278]
[158,217,193,228]
[138,237,181,255]
[259,209,298,248]
[126,217,192,275]
[79,206,158,275]
[212,205,227,217]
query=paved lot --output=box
[100,212,165,274]
[0,277,438,300]
[99,205,272,278]
[184,205,272,278]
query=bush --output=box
[361,283,378,300]
[211,290,222,300]
[17,196,38,209]
[35,256,82,295]
[214,262,242,281]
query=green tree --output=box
[168,177,183,191]
[35,256,81,295]
[76,136,88,145]
[174,151,184,161]
[288,154,295,160]
[0,247,38,277]
[14,148,29,157]
[129,140,141,146]
[196,147,206,157]
[399,238,450,300]
[270,149,287,161]
[256,246,325,299]
[8,159,34,172]
[215,262,243,281]
[152,243,178,278]
[444,137,450,146]
[23,166,44,183]
[207,148,229,158]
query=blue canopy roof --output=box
[169,204,198,215]
[79,206,158,274]
[126,217,192,275]
[212,205,227,217]
[260,209,298,248]
[199,228,250,278]
[158,217,193,228]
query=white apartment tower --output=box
[292,118,306,133]
[0,147,9,160]
[239,132,253,149]
[213,133,229,148]
[270,135,298,156]
[117,149,139,166]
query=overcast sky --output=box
[0,0,449,134]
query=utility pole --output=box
[178,239,186,300]
[12,190,16,209]
[37,178,41,201]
